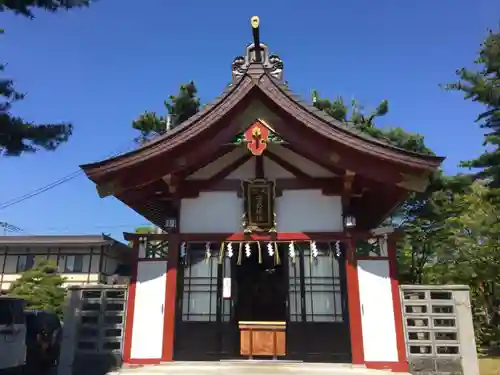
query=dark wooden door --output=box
[285,241,352,362]
[173,242,237,360]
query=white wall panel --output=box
[358,259,398,362]
[180,192,243,233]
[276,190,343,232]
[130,261,167,360]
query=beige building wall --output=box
[0,237,132,291]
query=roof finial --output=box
[250,16,262,63]
[231,17,284,81]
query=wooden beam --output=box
[185,154,252,194]
[255,156,264,178]
[176,144,237,180]
[342,170,356,212]
[281,144,345,176]
[265,150,316,181]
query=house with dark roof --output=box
[0,234,133,291]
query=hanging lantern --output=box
[164,216,177,232]
[343,214,357,229]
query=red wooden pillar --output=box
[388,235,408,371]
[122,239,139,363]
[345,236,364,365]
[161,233,179,361]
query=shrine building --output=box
[80,17,443,372]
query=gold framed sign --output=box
[241,179,276,233]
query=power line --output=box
[30,223,151,231]
[0,141,137,211]
[0,171,83,210]
[0,222,23,235]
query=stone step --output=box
[112,361,410,375]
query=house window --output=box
[16,255,35,272]
[58,255,84,273]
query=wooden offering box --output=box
[238,321,286,358]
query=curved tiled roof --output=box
[80,63,443,180]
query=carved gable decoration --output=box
[244,121,269,156]
[233,119,284,154]
[241,179,276,233]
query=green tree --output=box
[397,173,472,284]
[132,81,201,143]
[9,261,66,317]
[426,181,500,347]
[446,27,500,187]
[135,226,155,234]
[311,91,431,154]
[0,0,90,156]
[127,226,155,246]
[310,91,472,286]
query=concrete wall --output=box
[400,285,479,375]
[58,285,128,375]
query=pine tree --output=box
[0,0,91,156]
[9,261,66,317]
[132,81,201,143]
[446,27,500,187]
[311,92,432,154]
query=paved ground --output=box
[109,361,411,375]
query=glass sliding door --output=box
[286,241,351,362]
[174,242,236,360]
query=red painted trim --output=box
[136,258,168,262]
[161,233,179,361]
[356,256,389,260]
[365,361,409,372]
[388,236,408,371]
[124,231,381,243]
[122,244,139,363]
[345,238,364,365]
[124,358,162,365]
[176,232,365,242]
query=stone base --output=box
[408,356,463,375]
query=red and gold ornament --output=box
[244,121,269,156]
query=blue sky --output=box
[1,0,498,241]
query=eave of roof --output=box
[0,234,122,247]
[269,77,444,164]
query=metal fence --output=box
[57,285,128,375]
[400,285,479,375]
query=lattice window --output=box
[145,240,168,259]
[302,242,345,322]
[288,249,302,323]
[355,238,388,257]
[181,242,219,322]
